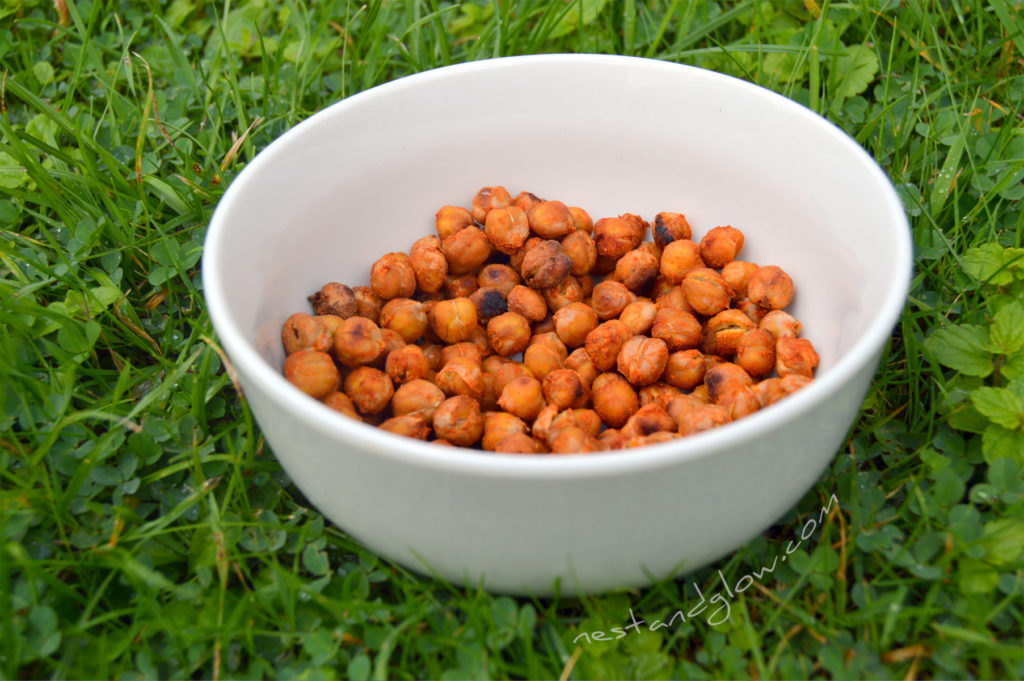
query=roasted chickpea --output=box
[753,377,785,408]
[760,310,802,339]
[638,383,682,409]
[717,385,760,420]
[780,373,813,394]
[485,205,530,254]
[571,409,602,437]
[469,287,509,322]
[590,253,619,276]
[420,342,444,370]
[308,282,356,319]
[659,239,704,284]
[734,329,775,377]
[654,286,691,314]
[542,369,590,410]
[532,315,557,336]
[435,357,486,400]
[385,344,431,384]
[699,225,745,268]
[598,428,629,450]
[506,284,547,322]
[520,239,572,289]
[663,349,706,390]
[527,200,574,239]
[649,307,702,352]
[282,312,333,355]
[704,309,756,356]
[379,298,427,344]
[482,411,530,451]
[439,341,482,368]
[747,265,795,310]
[444,274,479,300]
[549,426,599,454]
[433,395,484,447]
[487,312,532,357]
[430,297,479,344]
[619,300,658,336]
[529,331,568,357]
[513,190,544,213]
[379,415,430,440]
[379,327,406,360]
[621,403,676,438]
[489,361,535,395]
[442,226,491,275]
[478,264,521,296]
[775,337,819,378]
[593,216,644,259]
[704,362,754,404]
[652,212,692,247]
[480,372,500,412]
[435,205,474,240]
[543,275,585,312]
[649,276,676,300]
[344,366,394,415]
[617,335,669,386]
[560,230,597,278]
[677,403,731,436]
[497,376,546,421]
[283,350,340,399]
[392,378,445,424]
[323,391,361,420]
[614,248,660,294]
[568,206,594,233]
[734,297,768,325]
[471,185,512,223]
[352,286,384,323]
[721,261,759,298]
[665,393,707,428]
[510,236,543,273]
[583,319,632,372]
[590,280,635,320]
[578,274,595,299]
[333,316,385,367]
[495,433,546,454]
[409,237,448,293]
[370,252,417,301]
[565,347,598,387]
[531,404,562,443]
[681,267,733,316]
[590,372,640,429]
[553,302,600,348]
[523,343,565,381]
[619,212,648,234]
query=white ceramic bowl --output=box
[202,55,911,596]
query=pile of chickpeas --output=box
[280,186,819,454]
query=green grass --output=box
[2,0,1023,678]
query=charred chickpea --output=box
[622,403,676,438]
[392,379,445,424]
[523,342,565,381]
[681,267,734,316]
[619,300,658,336]
[614,248,660,294]
[379,415,430,440]
[560,230,598,277]
[487,312,532,357]
[775,337,819,378]
[617,335,669,387]
[469,287,509,322]
[506,285,548,322]
[553,302,599,348]
[430,297,479,344]
[735,329,776,378]
[435,205,474,240]
[283,350,340,399]
[527,200,575,239]
[379,298,427,344]
[333,316,385,367]
[282,313,333,355]
[747,265,795,310]
[659,239,704,284]
[433,395,484,447]
[568,206,594,233]
[704,362,755,404]
[370,252,417,301]
[638,383,682,409]
[704,309,756,356]
[593,217,644,259]
[583,319,632,372]
[442,226,491,275]
[590,280,635,320]
[471,185,512,223]
[591,372,640,429]
[565,347,598,387]
[513,190,544,213]
[352,286,383,323]
[445,274,479,300]
[519,240,572,289]
[497,375,546,422]
[650,307,702,352]
[344,366,394,415]
[308,282,357,319]
[323,391,361,420]
[652,212,692,247]
[435,357,486,400]
[482,411,530,451]
[478,264,521,296]
[677,404,731,436]
[409,237,448,294]
[543,275,585,313]
[549,426,599,454]
[385,344,431,384]
[663,349,706,390]
[495,433,546,454]
[484,205,530,254]
[542,369,590,410]
[699,225,745,268]
[510,236,543,273]
[721,261,759,298]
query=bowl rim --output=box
[202,53,913,480]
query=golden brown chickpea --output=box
[487,312,532,357]
[435,205,474,240]
[598,428,629,450]
[471,185,512,224]
[637,240,663,261]
[467,324,494,359]
[419,342,444,370]
[553,302,599,348]
[752,377,786,408]
[513,190,544,213]
[344,366,394,415]
[699,225,745,268]
[681,267,734,316]
[775,337,819,378]
[489,361,535,396]
[665,392,707,427]
[721,261,759,298]
[590,253,619,276]
[653,286,691,315]
[494,433,546,454]
[308,282,357,319]
[323,391,361,420]
[379,414,431,440]
[543,275,585,312]
[734,297,768,325]
[677,403,731,436]
[506,285,548,322]
[497,376,546,422]
[530,403,560,443]
[432,439,455,446]
[549,426,599,454]
[734,328,776,378]
[523,343,564,381]
[652,212,692,247]
[433,395,484,447]
[445,274,479,300]
[528,331,568,357]
[379,298,427,344]
[370,252,417,301]
[590,280,635,321]
[282,313,333,355]
[439,341,482,368]
[442,226,491,275]
[691,384,710,403]
[509,236,543,273]
[780,373,813,394]
[621,403,676,438]
[430,297,479,344]
[591,372,640,429]
[618,212,648,235]
[527,200,574,239]
[617,335,669,386]
[716,385,760,420]
[661,349,704,390]
[759,310,802,339]
[583,319,632,372]
[392,378,445,424]
[283,350,340,399]
[568,206,594,233]
[409,237,449,294]
[478,264,521,296]
[317,314,345,338]
[571,409,603,437]
[614,248,660,294]
[378,328,406,364]
[469,287,509,322]
[593,216,644,259]
[333,316,385,367]
[747,265,795,310]
[565,347,598,388]
[659,239,705,284]
[482,411,530,451]
[480,372,500,412]
[704,362,754,404]
[542,369,590,410]
[638,383,682,410]
[704,309,756,356]
[485,205,530,254]
[352,286,384,323]
[650,307,702,352]
[519,239,572,289]
[619,300,658,336]
[385,344,431,384]
[532,315,557,336]
[578,274,595,299]
[435,357,486,401]
[649,276,676,300]
[482,354,512,377]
